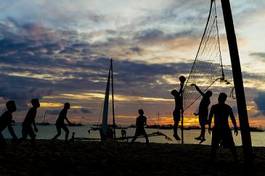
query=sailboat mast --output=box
[43,111,46,122]
[101,62,111,140]
[111,59,116,139]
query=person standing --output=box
[20,99,40,144]
[208,93,238,161]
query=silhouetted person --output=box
[191,84,212,143]
[52,103,72,141]
[0,101,18,147]
[131,109,149,144]
[171,76,186,140]
[121,129,128,142]
[208,93,238,161]
[20,99,40,144]
[121,129,126,138]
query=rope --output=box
[183,0,229,111]
[184,0,215,91]
[214,0,225,79]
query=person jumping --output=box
[191,84,212,143]
[171,76,186,140]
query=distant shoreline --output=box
[12,123,265,132]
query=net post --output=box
[181,109,184,144]
[221,0,253,163]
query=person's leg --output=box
[0,132,7,147]
[131,136,137,143]
[195,115,203,140]
[21,125,28,140]
[52,125,61,140]
[28,126,36,144]
[201,113,208,141]
[131,131,139,143]
[230,144,238,162]
[173,120,180,140]
[143,131,149,144]
[17,126,26,144]
[201,125,206,140]
[210,130,219,161]
[210,143,218,161]
[225,130,238,162]
[62,125,69,141]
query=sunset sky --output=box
[0,0,265,127]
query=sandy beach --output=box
[0,140,264,176]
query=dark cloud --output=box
[0,21,259,106]
[80,108,92,114]
[254,92,265,116]
[0,20,193,101]
[0,73,53,108]
[134,29,195,42]
[46,109,60,115]
[250,52,265,61]
[129,47,143,54]
[0,19,264,121]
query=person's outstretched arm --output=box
[208,106,214,134]
[179,82,185,95]
[191,84,204,96]
[65,117,72,125]
[230,108,238,135]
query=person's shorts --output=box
[135,128,147,136]
[173,110,181,122]
[22,124,36,139]
[211,128,235,148]
[199,111,208,126]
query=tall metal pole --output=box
[111,59,116,139]
[181,110,184,144]
[221,0,253,162]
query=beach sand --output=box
[0,140,264,176]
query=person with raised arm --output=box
[171,76,186,140]
[191,84,212,143]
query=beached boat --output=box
[100,58,116,140]
[37,111,51,126]
[73,59,172,142]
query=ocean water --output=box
[2,125,265,147]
